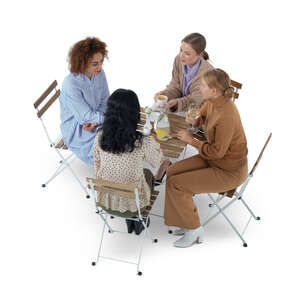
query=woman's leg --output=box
[164,155,209,229]
[164,162,245,229]
[166,154,209,178]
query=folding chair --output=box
[33,80,90,198]
[197,133,272,247]
[86,177,160,276]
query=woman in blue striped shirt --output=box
[59,37,110,166]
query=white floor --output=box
[2,142,298,294]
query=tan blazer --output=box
[161,55,214,112]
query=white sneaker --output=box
[172,228,186,236]
[173,227,204,248]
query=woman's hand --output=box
[176,130,194,144]
[165,99,178,108]
[185,114,198,126]
[83,122,97,131]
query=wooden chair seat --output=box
[54,137,68,150]
[220,188,236,198]
[142,190,159,217]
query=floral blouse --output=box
[93,131,164,213]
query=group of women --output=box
[59,33,248,248]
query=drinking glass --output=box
[186,103,201,133]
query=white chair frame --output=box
[34,80,90,198]
[196,133,272,247]
[86,177,159,276]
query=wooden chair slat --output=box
[87,184,139,198]
[158,142,183,152]
[34,80,58,109]
[141,189,160,216]
[37,90,60,118]
[86,177,138,192]
[233,92,239,99]
[230,79,242,89]
[250,133,272,175]
[163,151,180,158]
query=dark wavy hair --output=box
[68,37,108,74]
[99,89,143,154]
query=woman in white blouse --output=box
[93,89,166,234]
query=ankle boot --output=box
[173,226,204,248]
[125,219,134,233]
[134,216,150,235]
[172,228,186,236]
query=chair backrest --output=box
[230,79,242,101]
[33,80,60,118]
[249,133,272,176]
[86,177,141,198]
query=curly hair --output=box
[68,37,108,74]
[99,89,143,154]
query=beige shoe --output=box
[173,227,204,248]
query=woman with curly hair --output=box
[165,69,248,248]
[59,37,109,166]
[93,89,168,234]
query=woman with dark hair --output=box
[93,89,166,234]
[154,33,213,112]
[59,37,109,166]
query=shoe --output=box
[125,219,134,234]
[172,228,186,236]
[134,216,150,235]
[173,227,204,248]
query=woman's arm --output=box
[62,83,103,126]
[159,56,182,101]
[190,116,235,160]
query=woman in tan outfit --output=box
[154,33,213,112]
[164,68,248,248]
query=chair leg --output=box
[206,194,248,247]
[43,152,90,199]
[42,160,70,187]
[239,198,260,220]
[92,215,109,266]
[65,161,90,198]
[136,223,149,276]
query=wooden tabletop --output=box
[139,108,190,158]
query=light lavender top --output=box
[182,57,202,96]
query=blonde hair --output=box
[203,68,234,99]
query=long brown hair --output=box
[182,33,209,60]
[203,69,234,99]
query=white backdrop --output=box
[1,0,299,293]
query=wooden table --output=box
[139,108,190,158]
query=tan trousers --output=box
[164,155,248,229]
